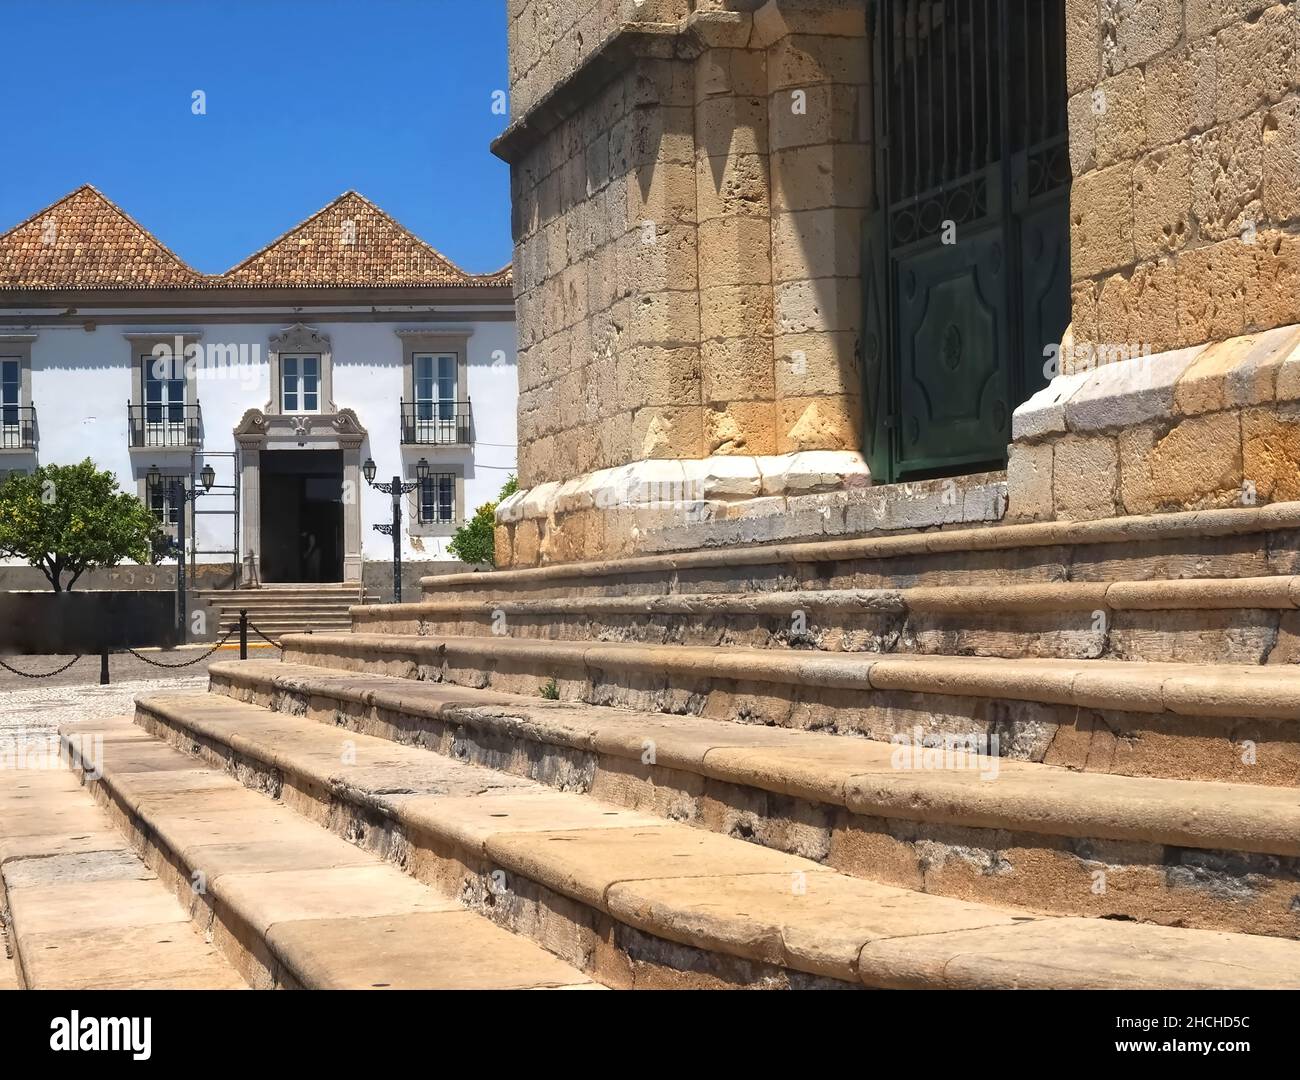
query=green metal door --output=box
[863,0,1071,482]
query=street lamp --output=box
[364,458,429,604]
[147,463,215,639]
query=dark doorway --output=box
[863,0,1072,482]
[259,450,344,583]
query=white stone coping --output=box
[1013,323,1300,442]
[497,450,871,525]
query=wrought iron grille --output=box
[0,405,36,449]
[400,399,472,446]
[128,402,203,448]
[863,0,1071,483]
[882,0,1069,245]
[417,472,457,525]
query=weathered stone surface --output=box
[1064,347,1202,432]
[1243,404,1300,502]
[1071,162,1135,278]
[1119,412,1244,513]
[1052,434,1119,519]
[1013,368,1092,441]
[269,911,597,990]
[1005,440,1054,522]
[0,767,247,990]
[1177,238,1250,344]
[1133,144,1192,258]
[857,917,1300,990]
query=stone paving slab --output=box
[0,763,245,990]
[63,716,601,990]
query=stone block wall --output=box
[499,1,870,498]
[497,0,1300,565]
[506,0,693,120]
[1067,0,1300,369]
[1009,322,1300,521]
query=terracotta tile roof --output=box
[0,185,205,289]
[475,262,515,287]
[222,191,502,287]
[0,186,511,291]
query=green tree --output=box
[0,460,158,591]
[447,474,518,567]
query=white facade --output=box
[0,303,517,577]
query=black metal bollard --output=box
[99,651,109,685]
[239,609,248,660]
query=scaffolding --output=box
[190,450,240,589]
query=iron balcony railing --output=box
[400,399,472,446]
[128,401,202,448]
[0,404,37,450]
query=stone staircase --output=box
[15,501,1300,988]
[197,583,365,639]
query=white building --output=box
[0,186,517,591]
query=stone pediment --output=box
[269,323,330,354]
[233,407,366,449]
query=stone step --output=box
[217,617,353,631]
[206,659,1300,939]
[419,503,1300,601]
[360,576,1300,664]
[201,595,366,603]
[212,602,360,614]
[206,597,359,637]
[54,716,601,990]
[122,691,1300,987]
[278,632,1300,786]
[0,765,245,989]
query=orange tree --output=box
[447,474,517,567]
[0,459,158,591]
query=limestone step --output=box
[359,576,1300,664]
[119,691,1300,987]
[218,618,353,633]
[278,632,1300,786]
[206,659,1300,939]
[54,716,601,990]
[203,592,362,636]
[0,765,245,989]
[419,503,1300,601]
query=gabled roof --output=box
[221,191,499,288]
[0,187,511,291]
[0,185,206,289]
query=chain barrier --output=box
[0,618,289,683]
[0,654,84,679]
[247,622,283,649]
[125,628,237,668]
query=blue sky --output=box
[0,0,513,274]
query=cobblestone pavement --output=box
[0,643,280,739]
[0,675,209,739]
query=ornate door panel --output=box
[863,0,1070,482]
[896,222,1010,474]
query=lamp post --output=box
[364,457,429,604]
[148,462,215,640]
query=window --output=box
[398,333,470,447]
[282,355,321,413]
[150,478,181,527]
[418,472,456,525]
[127,335,199,450]
[143,352,185,423]
[414,353,457,422]
[1,358,19,430]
